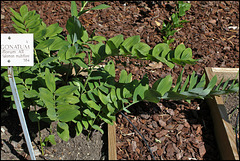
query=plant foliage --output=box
[1,1,238,147]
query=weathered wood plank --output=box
[205,67,239,160]
[108,122,117,160]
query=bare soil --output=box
[1,1,239,160]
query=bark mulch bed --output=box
[1,1,239,160]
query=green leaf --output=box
[172,69,184,92]
[105,34,123,55]
[55,85,78,96]
[40,57,58,67]
[180,75,190,93]
[98,90,111,105]
[58,45,68,61]
[110,88,117,102]
[12,24,27,33]
[133,74,149,102]
[25,14,40,25]
[10,17,25,29]
[121,35,140,53]
[39,87,55,108]
[66,45,76,60]
[35,39,55,50]
[49,37,70,51]
[196,74,206,88]
[46,135,56,145]
[10,8,24,23]
[81,118,89,129]
[90,4,111,10]
[26,19,41,29]
[181,48,192,59]
[157,57,175,69]
[86,100,101,111]
[24,10,35,22]
[83,109,96,118]
[99,113,114,125]
[66,16,83,44]
[144,89,162,103]
[119,70,128,83]
[91,36,107,42]
[162,91,188,100]
[107,103,115,113]
[81,27,89,42]
[45,23,63,38]
[174,44,185,59]
[222,78,230,90]
[71,1,78,17]
[31,27,47,41]
[152,43,169,57]
[203,75,217,94]
[57,122,70,142]
[116,87,123,100]
[24,90,38,98]
[132,42,150,57]
[71,57,88,69]
[76,121,83,136]
[57,105,80,122]
[188,71,197,90]
[20,5,28,18]
[56,95,80,105]
[155,75,172,96]
[45,68,56,93]
[28,111,41,122]
[178,2,191,17]
[47,108,57,121]
[92,124,104,134]
[104,60,115,77]
[171,13,179,26]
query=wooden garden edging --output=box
[205,67,239,160]
[108,122,117,160]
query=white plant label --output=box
[1,33,34,66]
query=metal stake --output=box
[7,66,36,160]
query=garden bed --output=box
[107,68,239,160]
[205,67,239,160]
[112,100,220,160]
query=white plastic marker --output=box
[1,33,36,160]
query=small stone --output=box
[1,127,5,133]
[34,149,41,156]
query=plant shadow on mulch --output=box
[1,98,108,160]
[115,98,220,160]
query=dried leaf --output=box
[146,62,163,69]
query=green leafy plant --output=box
[1,1,239,156]
[161,1,191,45]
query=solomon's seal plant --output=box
[160,1,191,45]
[1,1,239,154]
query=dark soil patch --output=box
[1,1,239,160]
